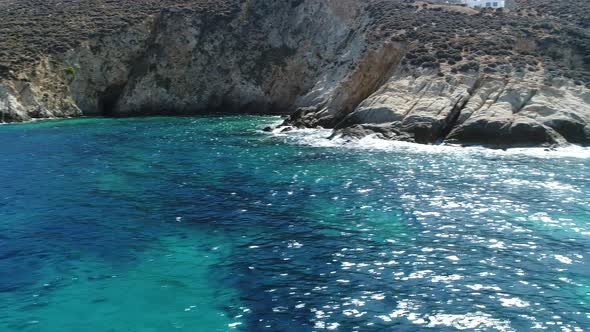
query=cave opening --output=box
[98,83,126,116]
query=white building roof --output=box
[464,0,505,8]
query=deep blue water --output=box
[0,116,589,331]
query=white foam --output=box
[264,126,590,159]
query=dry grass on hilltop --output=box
[0,0,236,75]
[0,0,589,86]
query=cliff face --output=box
[1,0,589,147]
[67,0,369,117]
[283,1,590,147]
[0,0,368,120]
[316,69,590,147]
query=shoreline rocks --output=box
[1,0,589,148]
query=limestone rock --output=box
[328,70,590,147]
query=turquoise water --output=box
[0,116,589,331]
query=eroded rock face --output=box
[68,1,367,117]
[0,58,81,122]
[0,0,589,148]
[1,0,369,122]
[326,70,590,147]
[448,77,590,146]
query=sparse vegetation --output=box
[366,0,590,83]
[64,66,76,76]
[0,0,588,85]
[0,0,236,77]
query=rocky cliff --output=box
[1,0,589,147]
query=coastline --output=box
[4,114,589,158]
[265,123,590,159]
[1,0,589,148]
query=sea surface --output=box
[0,116,589,332]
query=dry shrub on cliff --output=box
[0,0,589,84]
[0,0,236,76]
[365,0,590,83]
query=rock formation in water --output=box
[1,0,589,147]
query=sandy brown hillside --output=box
[1,0,589,85]
[0,0,235,77]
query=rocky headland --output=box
[1,0,589,147]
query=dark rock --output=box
[447,118,563,147]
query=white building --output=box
[463,0,505,8]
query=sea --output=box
[0,116,588,331]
